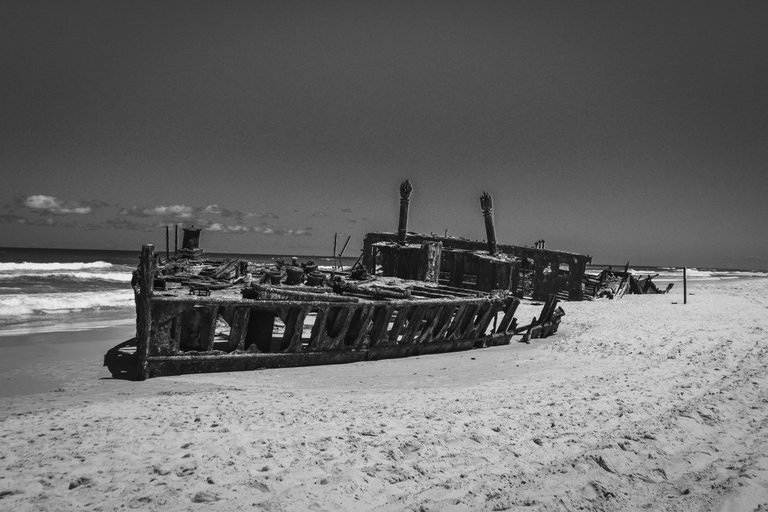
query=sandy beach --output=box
[1,278,767,511]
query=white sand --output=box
[1,279,767,511]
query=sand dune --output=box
[1,279,767,511]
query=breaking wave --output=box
[0,261,113,272]
[0,290,134,318]
[0,271,132,283]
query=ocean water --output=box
[586,264,768,285]
[0,247,353,337]
[1,247,766,338]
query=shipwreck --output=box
[583,264,674,299]
[106,181,577,380]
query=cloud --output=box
[119,204,195,219]
[201,204,245,218]
[311,212,327,217]
[249,224,312,236]
[144,205,194,218]
[118,205,151,217]
[341,208,353,213]
[22,195,92,214]
[267,227,313,236]
[204,223,251,234]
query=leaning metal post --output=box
[480,191,498,255]
[136,244,154,380]
[397,179,413,245]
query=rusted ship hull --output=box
[105,246,528,380]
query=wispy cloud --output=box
[22,195,93,214]
[143,205,194,218]
[201,204,245,219]
[251,225,312,236]
[341,208,353,213]
[119,204,195,219]
[204,223,251,234]
[118,206,151,217]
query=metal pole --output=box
[683,267,687,304]
[480,191,498,255]
[165,226,170,260]
[338,235,351,269]
[136,244,154,380]
[333,233,338,269]
[397,180,413,245]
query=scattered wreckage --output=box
[583,264,674,300]
[106,181,576,380]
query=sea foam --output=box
[0,290,134,318]
[0,261,114,272]
[0,271,132,282]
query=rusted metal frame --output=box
[152,295,358,308]
[149,302,186,357]
[416,304,451,343]
[456,303,483,339]
[410,305,438,344]
[399,306,429,345]
[346,304,376,350]
[408,289,455,299]
[539,295,559,323]
[305,308,327,351]
[154,295,489,310]
[200,306,220,352]
[151,301,197,325]
[380,296,488,309]
[387,306,412,344]
[409,284,481,298]
[135,245,155,380]
[229,307,251,351]
[431,304,460,341]
[515,315,539,335]
[149,317,172,357]
[309,307,331,351]
[368,306,395,347]
[280,306,309,353]
[331,305,360,351]
[241,306,276,353]
[469,300,503,339]
[170,316,182,354]
[249,284,359,303]
[444,303,476,341]
[494,297,520,333]
[314,305,356,351]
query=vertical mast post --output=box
[135,244,154,380]
[480,191,498,255]
[397,179,413,246]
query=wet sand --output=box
[1,279,767,511]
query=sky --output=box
[2,0,767,269]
